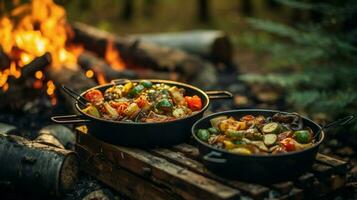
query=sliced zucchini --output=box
[197,129,210,142]
[262,122,281,134]
[263,134,278,146]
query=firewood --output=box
[64,176,115,200]
[38,124,76,150]
[130,30,232,63]
[0,46,10,70]
[78,51,181,82]
[46,65,96,112]
[78,51,137,82]
[71,22,217,88]
[0,133,78,196]
[0,122,19,135]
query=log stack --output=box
[0,131,78,196]
[71,22,217,88]
[130,30,233,64]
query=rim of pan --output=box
[191,109,325,158]
[75,79,210,125]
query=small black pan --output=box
[191,109,353,183]
[52,79,232,148]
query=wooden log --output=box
[78,51,181,82]
[316,153,348,174]
[0,46,10,70]
[38,124,76,150]
[71,22,217,88]
[46,66,96,112]
[0,133,78,196]
[64,176,115,200]
[76,132,240,200]
[78,51,137,82]
[130,30,233,63]
[0,122,19,135]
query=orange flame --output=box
[105,40,125,71]
[0,0,83,95]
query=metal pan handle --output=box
[322,115,354,130]
[51,115,90,124]
[203,151,227,164]
[205,91,233,100]
[111,79,131,85]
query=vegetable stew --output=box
[81,80,203,123]
[196,113,315,155]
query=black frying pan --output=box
[51,79,232,148]
[191,109,353,183]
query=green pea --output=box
[197,129,210,142]
[140,80,153,88]
[208,127,219,135]
[294,130,312,144]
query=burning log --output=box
[0,133,78,196]
[0,53,52,109]
[78,51,137,82]
[0,46,10,70]
[130,30,233,63]
[46,66,96,112]
[71,22,217,88]
[78,51,180,82]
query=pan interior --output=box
[75,79,210,124]
[192,109,324,157]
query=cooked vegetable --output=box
[140,80,153,88]
[210,116,228,129]
[231,147,252,155]
[263,134,277,146]
[156,99,173,112]
[197,129,210,142]
[85,89,104,104]
[197,113,315,155]
[208,127,219,135]
[129,84,145,97]
[262,122,281,134]
[82,105,101,118]
[81,81,203,123]
[185,95,202,111]
[293,130,312,144]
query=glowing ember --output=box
[85,69,94,78]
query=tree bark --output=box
[0,133,78,196]
[38,124,76,150]
[130,30,232,63]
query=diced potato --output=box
[210,116,228,130]
[169,86,186,105]
[172,107,185,118]
[124,103,140,116]
[250,141,268,152]
[230,147,252,155]
[122,82,133,94]
[82,105,101,117]
[223,140,236,150]
[103,102,119,118]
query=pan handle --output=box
[51,115,90,124]
[111,79,131,85]
[203,151,227,164]
[322,115,354,130]
[205,91,233,100]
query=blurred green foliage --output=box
[239,0,357,132]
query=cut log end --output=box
[60,153,79,193]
